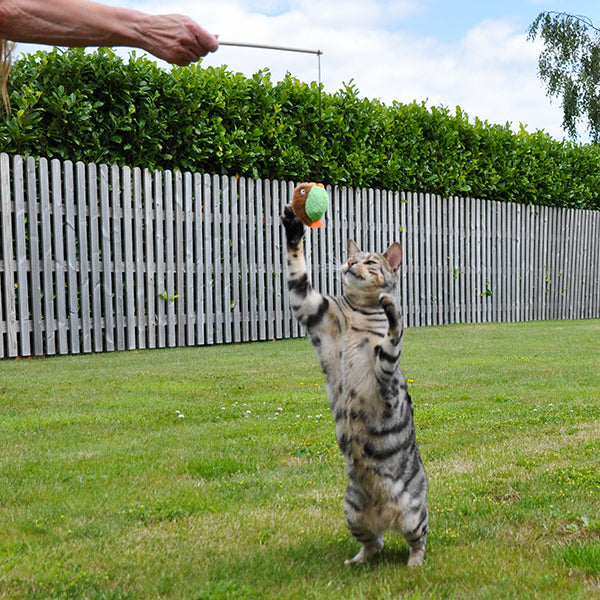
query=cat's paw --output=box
[379,293,400,330]
[407,546,426,568]
[345,539,384,565]
[281,204,305,248]
[378,293,397,314]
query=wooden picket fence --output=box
[1,152,599,358]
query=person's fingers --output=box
[194,28,219,53]
[141,14,218,65]
[170,15,218,54]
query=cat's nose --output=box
[347,259,357,267]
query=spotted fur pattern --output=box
[281,205,428,567]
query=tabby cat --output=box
[281,205,429,566]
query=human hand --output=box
[140,14,219,66]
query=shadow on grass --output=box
[199,531,419,600]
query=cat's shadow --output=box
[353,546,411,569]
[282,538,412,571]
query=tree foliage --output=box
[2,47,600,210]
[529,11,600,142]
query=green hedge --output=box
[2,48,599,209]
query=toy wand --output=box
[218,41,322,55]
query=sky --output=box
[15,0,600,141]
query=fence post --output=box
[0,153,18,357]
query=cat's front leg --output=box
[281,205,309,297]
[281,205,329,329]
[281,204,305,251]
[378,293,402,343]
[374,293,403,384]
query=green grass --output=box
[1,319,599,599]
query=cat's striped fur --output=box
[281,205,428,566]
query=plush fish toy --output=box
[291,182,329,228]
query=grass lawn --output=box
[1,319,599,599]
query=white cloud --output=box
[290,0,425,29]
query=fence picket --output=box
[87,163,102,352]
[13,156,30,356]
[593,211,600,318]
[325,185,336,302]
[163,170,176,347]
[122,166,136,350]
[238,177,250,341]
[76,162,92,353]
[154,170,166,348]
[230,175,242,343]
[264,180,275,341]
[182,173,196,346]
[543,206,553,321]
[0,154,17,357]
[99,165,114,351]
[212,175,224,344]
[255,179,267,341]
[133,168,146,349]
[221,175,232,344]
[202,174,213,345]
[432,194,442,326]
[272,181,284,341]
[39,159,56,355]
[246,178,258,342]
[50,160,68,354]
[193,173,205,346]
[64,161,80,354]
[552,208,564,320]
[174,171,186,347]
[25,158,43,355]
[111,165,125,351]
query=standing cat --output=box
[281,205,428,567]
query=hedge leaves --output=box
[2,48,599,209]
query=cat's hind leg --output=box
[401,505,429,568]
[407,535,427,568]
[344,528,384,565]
[343,488,384,565]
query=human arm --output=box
[0,0,218,65]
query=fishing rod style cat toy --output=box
[218,41,330,227]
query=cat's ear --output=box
[348,240,361,257]
[384,242,402,272]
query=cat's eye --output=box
[365,260,377,265]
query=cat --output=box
[281,204,429,567]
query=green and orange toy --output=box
[291,182,329,228]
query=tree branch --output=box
[541,12,600,35]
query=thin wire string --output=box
[218,40,324,181]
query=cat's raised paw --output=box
[379,293,401,332]
[378,293,395,308]
[281,204,297,223]
[378,293,398,316]
[281,204,305,248]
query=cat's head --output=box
[341,240,402,305]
